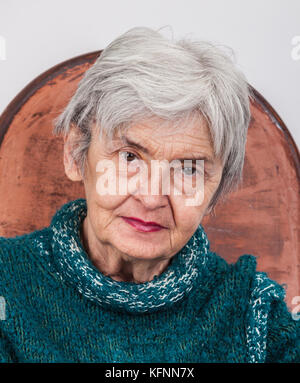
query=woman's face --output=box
[65,116,223,261]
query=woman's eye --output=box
[120,151,138,162]
[182,167,197,176]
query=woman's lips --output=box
[121,217,165,232]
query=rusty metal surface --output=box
[0,52,299,309]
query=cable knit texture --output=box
[0,199,299,363]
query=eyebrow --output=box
[117,135,214,164]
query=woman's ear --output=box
[63,127,83,182]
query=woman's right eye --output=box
[120,151,138,162]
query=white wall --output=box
[0,0,299,148]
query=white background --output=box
[0,0,299,148]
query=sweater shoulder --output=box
[226,254,286,299]
[0,227,52,249]
[0,227,53,278]
[221,253,258,286]
[212,253,287,307]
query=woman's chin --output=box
[111,220,169,260]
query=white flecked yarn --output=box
[246,272,286,363]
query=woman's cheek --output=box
[171,195,205,230]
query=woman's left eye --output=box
[182,167,197,176]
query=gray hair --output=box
[53,26,252,211]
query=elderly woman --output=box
[0,27,299,364]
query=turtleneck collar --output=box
[50,199,211,314]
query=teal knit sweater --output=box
[0,199,299,363]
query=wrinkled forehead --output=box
[101,113,213,152]
[94,120,218,169]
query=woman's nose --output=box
[132,192,168,210]
[129,166,169,209]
